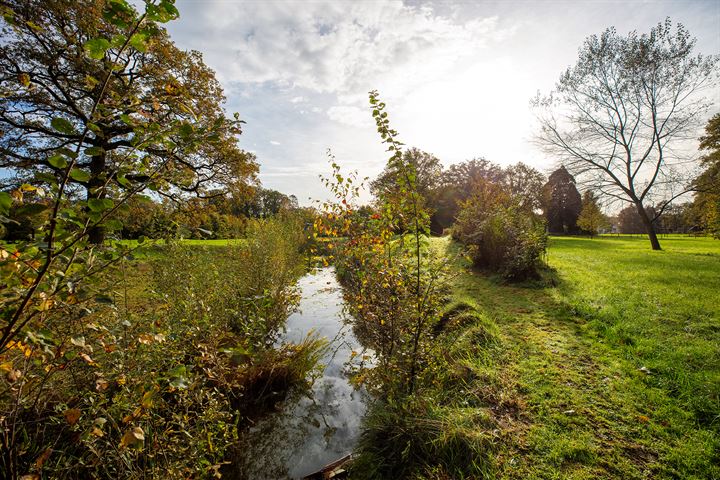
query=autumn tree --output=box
[370,147,442,231]
[691,113,720,237]
[577,190,609,237]
[541,166,582,234]
[433,158,504,232]
[502,162,546,212]
[0,0,257,244]
[370,148,442,203]
[534,19,719,249]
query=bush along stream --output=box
[308,94,494,479]
[0,217,329,478]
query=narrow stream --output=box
[234,267,367,479]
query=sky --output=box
[163,0,720,205]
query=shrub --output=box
[452,180,547,280]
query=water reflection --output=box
[233,267,367,480]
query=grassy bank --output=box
[418,235,719,479]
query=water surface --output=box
[235,267,367,479]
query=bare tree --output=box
[533,19,718,249]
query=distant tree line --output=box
[368,134,719,244]
[0,185,304,241]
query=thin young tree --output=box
[577,191,609,237]
[534,19,719,250]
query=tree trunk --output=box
[87,152,106,245]
[635,201,661,250]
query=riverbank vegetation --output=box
[340,233,719,479]
[0,2,327,476]
[1,217,325,478]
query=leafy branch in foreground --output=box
[0,0,255,353]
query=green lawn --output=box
[117,238,245,247]
[437,234,720,479]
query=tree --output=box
[618,204,657,233]
[541,166,582,234]
[240,187,293,218]
[433,158,504,232]
[691,114,720,237]
[0,0,257,243]
[534,19,719,249]
[656,202,693,234]
[370,147,442,204]
[577,190,609,236]
[452,179,547,279]
[370,147,442,231]
[502,162,546,212]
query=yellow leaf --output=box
[79,353,95,365]
[141,390,155,409]
[18,72,31,87]
[120,426,145,449]
[64,408,81,426]
[33,447,52,468]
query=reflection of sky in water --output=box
[234,268,368,480]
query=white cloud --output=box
[166,0,720,204]
[327,105,373,127]
[170,1,511,98]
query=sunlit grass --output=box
[423,234,720,480]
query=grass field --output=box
[436,234,719,479]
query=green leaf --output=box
[178,123,193,138]
[15,203,50,217]
[69,169,91,182]
[168,365,189,389]
[110,34,127,49]
[88,198,114,212]
[51,117,75,134]
[0,192,12,215]
[128,32,148,53]
[117,174,131,188]
[57,147,78,159]
[84,38,111,60]
[84,146,105,156]
[146,1,179,22]
[48,154,68,169]
[104,219,123,230]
